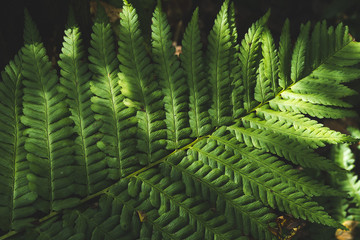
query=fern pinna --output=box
[1,0,360,239]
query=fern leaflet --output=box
[21,11,77,212]
[151,4,191,150]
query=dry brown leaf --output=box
[172,42,182,56]
[269,215,306,240]
[90,1,121,23]
[336,220,359,240]
[137,210,147,222]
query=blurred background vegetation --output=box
[2,0,360,71]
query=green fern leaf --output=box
[210,129,339,197]
[58,23,108,195]
[330,132,360,222]
[311,62,360,82]
[291,78,357,98]
[309,21,333,68]
[167,153,276,239]
[228,124,343,170]
[32,179,208,240]
[228,2,244,119]
[291,21,311,82]
[255,61,272,103]
[261,28,280,97]
[247,107,355,148]
[309,21,321,68]
[118,2,167,164]
[151,4,192,150]
[0,53,37,231]
[133,168,250,239]
[278,19,291,89]
[207,0,233,126]
[181,8,212,138]
[189,135,342,229]
[21,11,78,212]
[240,10,269,111]
[89,6,137,179]
[280,90,352,107]
[269,97,356,119]
[23,9,41,45]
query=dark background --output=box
[1,0,360,71]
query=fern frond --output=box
[89,5,137,179]
[261,28,280,97]
[228,2,244,119]
[189,136,342,229]
[255,61,272,103]
[167,153,276,240]
[330,139,360,221]
[30,179,206,240]
[249,107,355,148]
[21,11,77,212]
[207,0,233,126]
[240,10,269,111]
[291,78,357,98]
[291,21,311,82]
[210,128,339,197]
[58,24,107,195]
[280,90,352,107]
[133,167,252,240]
[269,97,356,119]
[181,8,212,138]
[27,188,141,239]
[309,21,333,68]
[278,19,291,89]
[309,21,321,68]
[118,2,167,164]
[228,124,342,171]
[0,53,37,232]
[23,9,41,45]
[271,37,360,121]
[151,4,191,150]
[310,65,360,83]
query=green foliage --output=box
[151,3,191,150]
[1,1,360,239]
[0,51,37,232]
[328,128,360,222]
[21,9,77,212]
[118,2,167,165]
[181,7,212,138]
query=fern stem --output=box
[0,231,17,240]
[32,43,55,210]
[126,136,207,179]
[109,73,123,175]
[9,136,209,236]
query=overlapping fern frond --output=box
[328,128,360,222]
[118,2,167,165]
[1,1,360,240]
[58,19,107,196]
[89,6,138,180]
[0,51,37,232]
[21,9,77,213]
